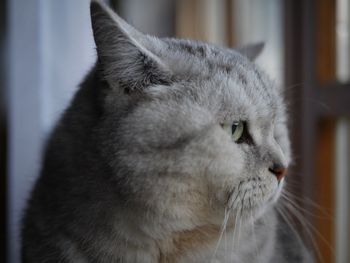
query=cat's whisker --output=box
[275,206,306,249]
[279,204,324,263]
[279,203,329,263]
[228,186,243,251]
[236,190,247,248]
[238,212,243,248]
[228,183,242,209]
[282,201,334,255]
[283,82,305,92]
[280,193,330,220]
[250,203,259,261]
[281,192,312,210]
[282,189,333,220]
[212,207,231,261]
[224,208,229,257]
[231,206,241,251]
[240,189,248,218]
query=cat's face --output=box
[91,1,290,231]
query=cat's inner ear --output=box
[90,1,171,92]
[236,42,265,61]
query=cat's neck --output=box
[110,206,277,263]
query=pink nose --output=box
[269,165,287,182]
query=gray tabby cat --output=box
[21,1,312,262]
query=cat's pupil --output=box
[231,123,238,134]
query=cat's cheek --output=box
[205,150,244,183]
[203,149,245,207]
[198,127,245,181]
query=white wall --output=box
[7,1,95,262]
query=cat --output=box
[21,0,312,262]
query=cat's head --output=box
[90,1,290,232]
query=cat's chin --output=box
[252,179,284,219]
[225,199,276,226]
[219,177,283,223]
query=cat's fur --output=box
[21,1,312,262]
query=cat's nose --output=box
[269,164,287,182]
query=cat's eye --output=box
[221,121,245,142]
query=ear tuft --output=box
[90,0,171,92]
[236,42,265,61]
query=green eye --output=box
[222,121,245,142]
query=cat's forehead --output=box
[203,73,280,124]
[147,38,283,123]
[161,38,245,76]
[162,40,280,120]
[219,75,279,122]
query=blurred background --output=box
[1,0,349,262]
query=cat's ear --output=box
[90,0,171,92]
[236,42,264,61]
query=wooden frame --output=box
[285,0,350,262]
